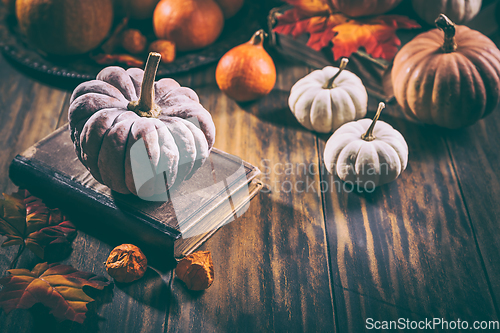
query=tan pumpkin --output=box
[153,0,224,52]
[68,53,216,197]
[16,0,113,55]
[392,14,500,128]
[411,0,482,25]
[330,0,403,17]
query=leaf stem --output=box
[323,58,349,89]
[10,242,25,269]
[362,102,385,141]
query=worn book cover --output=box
[9,125,262,259]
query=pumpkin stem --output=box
[323,58,349,89]
[361,102,385,141]
[128,52,162,118]
[250,29,267,46]
[435,14,457,53]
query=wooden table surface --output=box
[1,34,500,332]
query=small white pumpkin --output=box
[411,0,482,25]
[324,102,408,189]
[288,58,368,133]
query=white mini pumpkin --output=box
[411,0,482,25]
[288,58,368,133]
[324,103,408,189]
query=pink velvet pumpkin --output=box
[68,53,216,196]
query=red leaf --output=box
[274,9,420,61]
[0,263,110,323]
[0,190,77,260]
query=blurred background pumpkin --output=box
[15,0,114,55]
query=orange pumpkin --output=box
[392,14,500,129]
[330,0,402,17]
[216,30,276,102]
[153,0,224,52]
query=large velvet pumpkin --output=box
[392,14,500,128]
[68,53,216,197]
[330,0,403,17]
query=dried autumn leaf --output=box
[175,251,214,291]
[274,8,420,60]
[0,262,110,323]
[91,53,145,67]
[0,190,77,263]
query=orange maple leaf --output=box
[274,8,420,61]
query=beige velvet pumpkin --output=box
[68,53,216,197]
[324,103,408,189]
[392,14,500,128]
[411,0,482,25]
[288,59,368,133]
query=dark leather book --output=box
[9,125,262,259]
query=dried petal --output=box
[105,244,147,283]
[175,251,214,291]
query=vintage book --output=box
[9,125,262,259]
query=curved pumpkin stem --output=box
[250,29,266,46]
[435,14,457,53]
[323,58,349,89]
[362,102,385,141]
[128,52,162,118]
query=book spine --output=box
[9,156,176,260]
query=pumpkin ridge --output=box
[405,55,436,122]
[97,67,138,102]
[161,118,197,184]
[455,53,486,120]
[354,143,380,185]
[68,93,127,128]
[372,141,400,184]
[70,81,128,104]
[97,118,136,194]
[376,136,407,173]
[457,48,500,117]
[80,108,124,182]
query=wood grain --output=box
[319,107,499,330]
[445,109,500,314]
[0,55,70,194]
[166,63,336,333]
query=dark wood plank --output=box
[445,108,500,313]
[318,105,498,330]
[0,55,70,194]
[166,63,336,333]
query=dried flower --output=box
[175,251,214,290]
[105,244,147,283]
[148,40,176,64]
